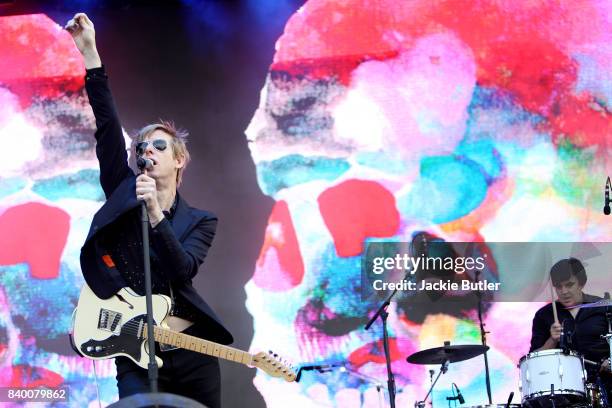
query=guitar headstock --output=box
[252,350,297,382]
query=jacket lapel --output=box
[172,193,196,241]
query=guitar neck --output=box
[144,325,254,366]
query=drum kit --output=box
[519,349,602,408]
[406,299,612,408]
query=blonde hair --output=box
[134,120,191,186]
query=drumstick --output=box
[550,280,559,325]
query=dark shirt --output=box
[530,293,610,381]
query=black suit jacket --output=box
[79,66,232,345]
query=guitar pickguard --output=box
[80,315,147,361]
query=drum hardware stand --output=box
[297,363,386,408]
[429,369,435,408]
[415,357,449,408]
[605,297,611,364]
[339,365,386,408]
[602,305,611,408]
[474,270,493,404]
[504,391,515,408]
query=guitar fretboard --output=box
[143,326,253,366]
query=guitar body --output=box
[71,283,171,369]
[71,284,297,382]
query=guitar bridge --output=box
[98,309,122,333]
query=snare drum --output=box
[519,349,587,406]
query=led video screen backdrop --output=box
[244,0,611,407]
[0,14,119,407]
[0,1,610,407]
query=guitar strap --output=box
[168,281,176,316]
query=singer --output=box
[66,13,232,407]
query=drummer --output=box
[530,258,611,395]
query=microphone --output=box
[446,383,465,404]
[604,176,611,215]
[505,392,514,408]
[137,157,153,173]
[454,383,465,404]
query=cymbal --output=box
[569,299,612,309]
[407,344,489,365]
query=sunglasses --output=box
[136,139,168,156]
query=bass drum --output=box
[519,349,587,408]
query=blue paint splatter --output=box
[0,177,27,199]
[32,169,104,202]
[466,86,544,128]
[398,155,488,224]
[257,154,350,196]
[0,263,80,340]
[455,140,503,182]
[356,151,408,175]
[312,243,370,317]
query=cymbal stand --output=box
[415,359,449,408]
[475,270,492,404]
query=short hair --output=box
[134,120,191,186]
[550,258,587,286]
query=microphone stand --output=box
[474,270,492,404]
[365,235,423,407]
[138,160,158,394]
[366,282,402,408]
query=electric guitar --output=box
[70,283,296,382]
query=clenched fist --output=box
[136,173,164,227]
[65,13,101,69]
[549,322,562,342]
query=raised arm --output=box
[66,13,133,197]
[65,13,101,69]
